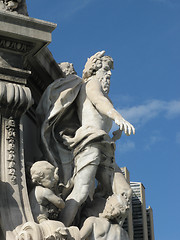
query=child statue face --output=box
[39,169,58,189]
[102,194,128,219]
[31,161,59,189]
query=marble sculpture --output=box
[32,51,135,239]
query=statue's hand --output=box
[112,129,123,142]
[115,117,135,136]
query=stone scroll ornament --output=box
[17,221,80,240]
[0,0,28,15]
[0,81,33,118]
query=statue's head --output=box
[82,51,114,94]
[30,161,59,189]
[101,194,129,223]
[58,62,77,76]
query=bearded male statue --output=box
[37,51,135,227]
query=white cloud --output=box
[111,94,134,105]
[145,133,164,150]
[118,99,180,128]
[57,0,95,20]
[165,100,180,118]
[116,140,135,153]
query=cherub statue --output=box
[29,161,65,223]
[58,62,77,76]
[80,194,130,240]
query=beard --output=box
[99,76,110,94]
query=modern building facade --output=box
[121,168,155,240]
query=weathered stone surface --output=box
[0,10,57,56]
[0,10,61,240]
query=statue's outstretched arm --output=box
[86,78,135,136]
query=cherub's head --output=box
[101,194,129,223]
[58,62,77,76]
[30,161,59,189]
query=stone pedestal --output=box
[0,10,58,240]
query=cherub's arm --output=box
[86,78,135,136]
[43,188,65,209]
[80,217,94,240]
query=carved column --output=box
[0,10,57,239]
[0,75,34,239]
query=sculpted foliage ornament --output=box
[0,0,28,15]
[0,36,33,54]
[6,117,17,184]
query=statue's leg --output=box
[96,162,132,199]
[59,145,100,226]
[96,165,114,196]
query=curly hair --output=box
[101,194,129,220]
[30,161,55,184]
[58,62,77,76]
[82,51,114,82]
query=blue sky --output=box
[27,1,180,239]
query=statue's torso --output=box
[77,83,112,133]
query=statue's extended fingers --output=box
[132,126,135,135]
[128,126,132,135]
[120,123,123,131]
[124,124,127,134]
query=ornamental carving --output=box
[0,36,34,54]
[0,81,33,118]
[6,117,17,184]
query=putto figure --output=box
[37,51,135,227]
[29,161,65,223]
[80,194,130,240]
